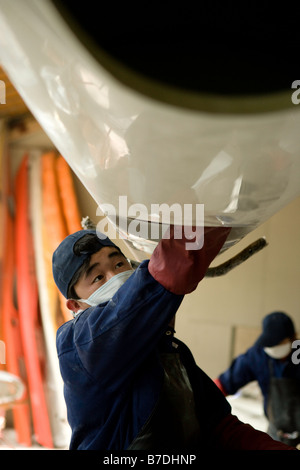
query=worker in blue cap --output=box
[52,227,296,450]
[215,311,300,447]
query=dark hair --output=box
[67,233,121,299]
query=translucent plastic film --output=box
[0,1,299,254]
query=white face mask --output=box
[264,341,292,359]
[79,269,133,307]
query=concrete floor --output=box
[0,429,46,450]
[226,381,268,432]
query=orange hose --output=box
[56,155,82,234]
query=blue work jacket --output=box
[219,344,300,415]
[57,260,230,450]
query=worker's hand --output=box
[148,225,231,295]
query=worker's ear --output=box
[66,299,84,312]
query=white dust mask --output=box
[263,341,292,359]
[79,270,133,307]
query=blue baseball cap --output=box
[52,229,118,298]
[255,311,295,348]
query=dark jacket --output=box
[218,344,300,415]
[57,227,294,450]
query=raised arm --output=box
[148,225,231,295]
